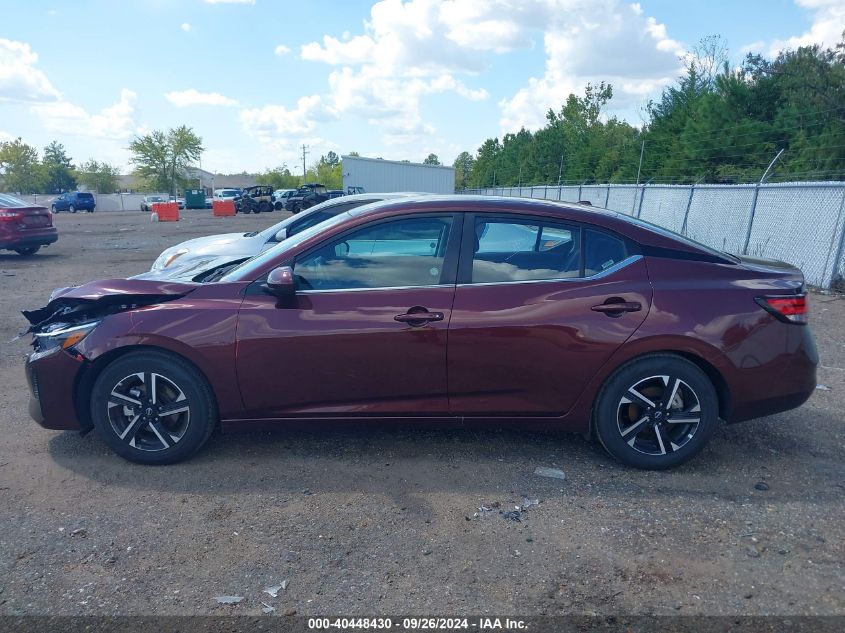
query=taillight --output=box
[0,210,22,222]
[755,294,808,324]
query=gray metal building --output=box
[342,155,455,194]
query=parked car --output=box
[145,193,420,280]
[347,186,365,195]
[0,193,57,256]
[327,190,345,199]
[170,197,186,210]
[51,192,95,213]
[205,197,214,209]
[273,189,296,210]
[285,182,328,214]
[140,195,167,212]
[24,196,817,467]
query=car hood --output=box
[22,278,198,331]
[154,232,266,269]
[134,254,249,282]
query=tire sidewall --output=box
[90,351,216,465]
[594,355,718,470]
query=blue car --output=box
[51,192,96,213]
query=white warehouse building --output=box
[342,155,456,194]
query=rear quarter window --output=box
[585,229,630,276]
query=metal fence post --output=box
[742,184,761,255]
[680,184,695,235]
[604,185,610,208]
[577,183,582,201]
[636,184,647,218]
[825,186,845,289]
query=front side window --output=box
[294,217,453,291]
[471,218,581,283]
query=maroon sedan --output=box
[23,196,817,468]
[0,193,58,256]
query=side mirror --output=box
[334,242,350,257]
[274,227,288,242]
[263,265,295,297]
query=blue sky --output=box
[1,0,842,175]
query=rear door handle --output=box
[591,301,642,314]
[394,311,444,325]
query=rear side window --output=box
[77,193,94,200]
[471,218,581,283]
[584,229,629,275]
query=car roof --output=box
[344,195,719,255]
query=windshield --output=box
[220,211,355,282]
[148,196,164,202]
[0,193,30,208]
[219,190,239,197]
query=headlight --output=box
[34,321,101,353]
[152,248,189,271]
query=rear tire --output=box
[15,246,40,256]
[90,350,217,465]
[593,354,718,470]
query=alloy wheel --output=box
[107,372,191,451]
[616,375,701,456]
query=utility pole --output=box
[635,140,645,185]
[557,154,564,186]
[300,144,309,181]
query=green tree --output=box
[453,151,474,189]
[129,126,204,194]
[423,153,441,165]
[0,138,42,194]
[41,141,77,193]
[313,154,342,188]
[76,160,121,194]
[256,164,301,189]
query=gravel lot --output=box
[0,210,843,617]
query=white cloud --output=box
[768,0,845,56]
[274,44,291,56]
[498,1,686,132]
[739,40,766,56]
[298,0,502,147]
[240,95,337,143]
[32,89,139,140]
[164,88,239,107]
[0,38,61,102]
[0,131,13,142]
[204,0,255,4]
[181,23,192,32]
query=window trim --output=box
[289,212,464,293]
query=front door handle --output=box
[591,301,642,315]
[394,310,444,325]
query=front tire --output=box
[593,355,718,470]
[69,205,76,214]
[90,350,217,465]
[51,205,58,213]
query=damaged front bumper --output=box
[25,347,87,430]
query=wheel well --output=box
[74,345,220,431]
[589,350,732,436]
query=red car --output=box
[0,193,58,256]
[23,196,817,468]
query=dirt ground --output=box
[0,210,842,617]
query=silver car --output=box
[143,193,422,281]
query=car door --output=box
[235,213,462,418]
[448,214,652,416]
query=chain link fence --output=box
[461,182,845,290]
